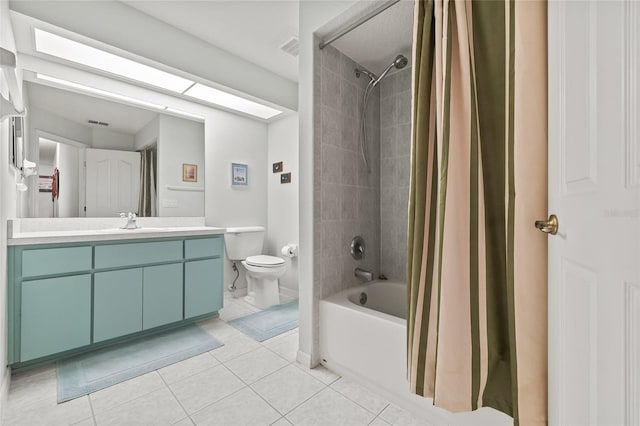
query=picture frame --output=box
[231,163,248,186]
[182,164,197,182]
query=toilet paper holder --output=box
[281,243,298,258]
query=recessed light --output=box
[36,73,166,110]
[184,83,282,119]
[34,28,194,93]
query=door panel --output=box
[94,268,143,342]
[143,263,183,329]
[21,275,91,361]
[549,1,640,424]
[184,258,222,319]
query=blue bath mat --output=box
[57,324,223,403]
[229,300,298,342]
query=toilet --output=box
[223,226,286,309]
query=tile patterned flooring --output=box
[3,292,427,426]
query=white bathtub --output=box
[319,281,511,425]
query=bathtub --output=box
[319,281,511,425]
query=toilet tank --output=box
[224,226,265,260]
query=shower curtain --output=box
[138,149,157,217]
[406,1,547,425]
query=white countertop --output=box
[7,218,226,246]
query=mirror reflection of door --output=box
[85,148,141,217]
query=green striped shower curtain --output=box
[407,1,547,425]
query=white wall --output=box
[298,1,357,367]
[91,127,134,151]
[0,0,19,415]
[204,108,268,291]
[54,142,79,217]
[157,115,204,217]
[267,114,299,294]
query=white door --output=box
[85,148,141,217]
[548,1,640,424]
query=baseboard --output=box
[0,365,11,424]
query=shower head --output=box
[373,54,409,87]
[393,54,408,69]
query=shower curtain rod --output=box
[318,0,401,50]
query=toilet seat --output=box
[245,255,285,268]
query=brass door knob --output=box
[535,214,559,235]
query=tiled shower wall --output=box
[379,67,412,282]
[314,44,381,301]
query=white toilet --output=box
[224,226,286,309]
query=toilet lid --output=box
[246,255,285,268]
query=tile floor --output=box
[3,293,426,426]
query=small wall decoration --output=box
[182,164,198,182]
[281,172,292,184]
[272,161,283,173]
[232,163,248,186]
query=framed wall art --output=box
[183,164,197,182]
[231,163,248,186]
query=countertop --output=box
[7,218,226,246]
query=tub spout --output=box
[354,267,373,282]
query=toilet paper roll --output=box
[281,244,298,258]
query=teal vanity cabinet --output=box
[8,234,224,366]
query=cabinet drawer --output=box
[95,240,182,269]
[22,246,92,278]
[184,237,223,259]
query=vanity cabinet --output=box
[8,235,224,366]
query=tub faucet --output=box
[119,212,139,229]
[354,267,373,282]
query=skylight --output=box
[36,74,166,110]
[184,84,282,120]
[34,28,285,120]
[34,28,194,93]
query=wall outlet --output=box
[162,199,179,208]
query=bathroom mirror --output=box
[20,81,205,218]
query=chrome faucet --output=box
[119,212,139,229]
[354,267,373,282]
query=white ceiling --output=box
[26,82,159,135]
[331,0,414,74]
[121,0,300,82]
[121,0,413,82]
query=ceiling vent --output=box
[279,36,299,57]
[88,120,109,126]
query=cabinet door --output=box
[21,274,91,362]
[94,269,143,342]
[143,263,183,330]
[185,258,223,319]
